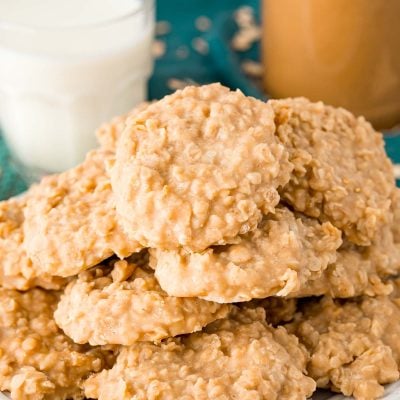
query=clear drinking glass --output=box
[0,0,154,182]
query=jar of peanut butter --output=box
[262,0,400,129]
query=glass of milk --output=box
[0,0,154,181]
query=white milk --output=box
[0,0,154,178]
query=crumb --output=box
[55,260,230,346]
[152,39,166,58]
[155,20,171,36]
[231,25,261,51]
[191,37,209,55]
[175,45,190,59]
[194,16,212,32]
[241,59,263,78]
[234,6,256,28]
[166,78,199,91]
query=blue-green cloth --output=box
[0,0,398,199]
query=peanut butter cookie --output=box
[0,288,113,400]
[84,307,316,400]
[23,149,142,277]
[111,84,293,251]
[288,279,400,399]
[271,97,395,246]
[54,256,230,346]
[150,206,341,302]
[293,190,400,298]
[0,194,65,290]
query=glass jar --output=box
[262,0,400,130]
[0,0,154,181]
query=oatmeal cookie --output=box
[293,192,400,298]
[84,307,316,400]
[0,288,113,400]
[271,97,395,246]
[0,195,65,290]
[54,257,231,346]
[150,206,342,302]
[111,83,293,251]
[96,102,150,152]
[288,280,400,400]
[23,149,142,277]
[292,242,393,298]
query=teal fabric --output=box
[0,0,398,199]
[0,136,28,199]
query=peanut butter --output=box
[263,0,400,129]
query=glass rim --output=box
[0,0,152,33]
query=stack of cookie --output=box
[0,84,399,400]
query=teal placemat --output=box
[0,0,398,199]
[0,136,28,199]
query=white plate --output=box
[313,382,400,399]
[1,382,400,399]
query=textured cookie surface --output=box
[288,280,400,400]
[23,149,142,277]
[291,242,392,298]
[272,97,395,246]
[96,102,149,152]
[151,206,341,302]
[292,190,400,298]
[54,256,231,346]
[111,83,293,251]
[0,195,65,290]
[84,307,316,400]
[0,288,113,400]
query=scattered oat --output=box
[152,39,166,59]
[231,5,261,52]
[155,20,171,36]
[241,59,263,78]
[194,16,212,32]
[191,37,209,55]
[175,45,190,59]
[166,77,199,91]
[231,25,261,52]
[234,6,256,28]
